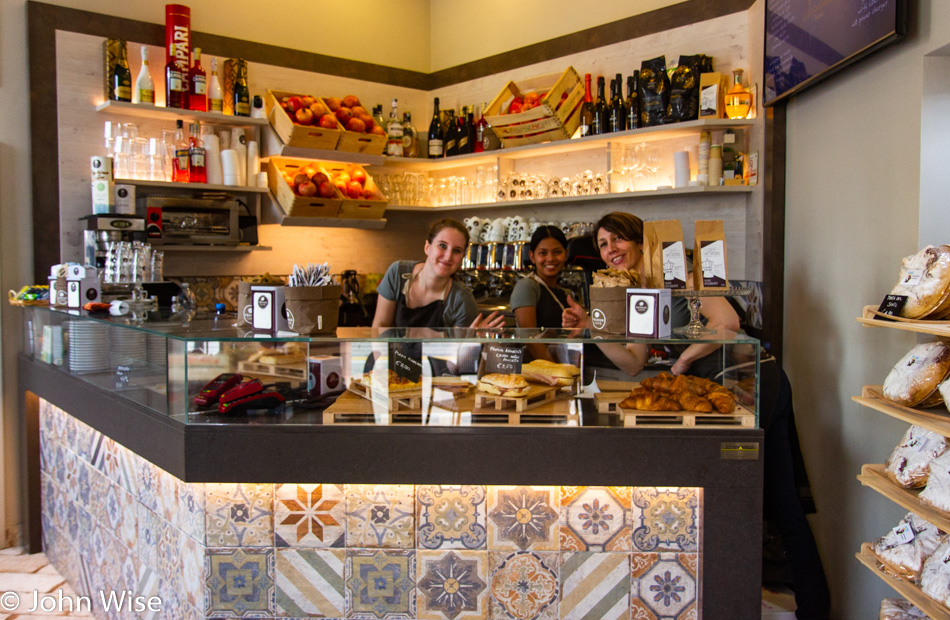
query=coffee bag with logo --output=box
[283,285,341,335]
[643,219,688,289]
[693,220,729,290]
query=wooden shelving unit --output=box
[856,542,950,619]
[858,305,950,338]
[857,464,950,532]
[853,385,950,438]
[96,100,268,127]
[156,245,272,253]
[114,179,270,193]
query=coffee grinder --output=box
[80,214,147,268]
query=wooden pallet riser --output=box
[622,412,755,428]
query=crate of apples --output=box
[265,90,343,150]
[328,94,387,156]
[484,66,584,147]
[322,163,388,220]
[267,157,342,219]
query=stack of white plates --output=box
[111,328,147,368]
[67,321,110,374]
[146,334,166,367]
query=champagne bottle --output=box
[233,62,250,117]
[457,106,470,154]
[428,97,444,158]
[626,71,640,130]
[188,48,207,112]
[207,58,224,113]
[467,109,476,155]
[592,76,607,135]
[445,109,458,157]
[402,112,418,157]
[113,42,132,102]
[609,73,626,133]
[578,73,594,137]
[133,46,154,104]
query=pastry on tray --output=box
[879,598,928,619]
[889,245,950,319]
[884,425,948,488]
[882,342,950,407]
[921,538,950,606]
[521,360,580,386]
[477,373,530,397]
[621,373,736,414]
[360,369,422,392]
[872,512,945,583]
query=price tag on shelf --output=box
[875,294,907,321]
[389,343,422,383]
[114,364,132,389]
[481,344,524,376]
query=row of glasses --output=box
[103,241,163,284]
[497,170,609,201]
[612,143,663,192]
[375,167,499,207]
[106,121,177,182]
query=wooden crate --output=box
[265,90,342,150]
[322,163,388,220]
[337,125,386,156]
[483,66,584,148]
[266,157,342,218]
[594,391,628,413]
[346,380,422,411]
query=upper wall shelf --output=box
[96,101,268,127]
[114,179,270,193]
[858,305,950,338]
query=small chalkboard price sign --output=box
[390,344,423,383]
[875,294,907,322]
[482,344,524,376]
[114,364,132,389]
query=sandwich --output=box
[477,373,530,397]
[361,369,422,392]
[521,360,580,387]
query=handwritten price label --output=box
[482,344,524,376]
[390,344,422,383]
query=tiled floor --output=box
[0,547,91,619]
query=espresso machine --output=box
[80,214,146,268]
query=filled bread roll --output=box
[883,342,950,407]
[477,373,529,397]
[521,360,580,386]
[872,512,945,582]
[889,245,950,319]
[885,425,948,488]
[921,538,950,605]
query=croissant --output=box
[641,373,675,393]
[619,388,682,412]
[706,391,736,414]
[671,374,705,396]
[676,391,714,413]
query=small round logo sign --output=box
[591,308,607,330]
[243,305,253,323]
[634,300,649,314]
[663,305,671,324]
[257,296,269,309]
[286,308,295,329]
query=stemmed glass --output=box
[644,143,661,188]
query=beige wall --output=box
[783,2,946,617]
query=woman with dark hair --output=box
[510,225,571,329]
[373,218,504,329]
[563,211,740,379]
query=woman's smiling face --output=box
[424,228,467,276]
[596,227,643,271]
[530,237,567,279]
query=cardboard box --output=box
[484,66,585,147]
[626,288,672,339]
[264,90,343,150]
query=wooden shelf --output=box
[114,179,270,193]
[853,386,950,437]
[97,100,268,126]
[858,305,950,338]
[155,245,272,253]
[261,147,385,166]
[856,542,950,619]
[858,464,950,532]
[276,216,387,230]
[386,185,753,212]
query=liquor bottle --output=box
[207,58,224,113]
[233,61,250,117]
[165,48,185,109]
[475,103,487,152]
[373,105,387,135]
[113,43,132,102]
[188,121,206,183]
[386,99,404,157]
[466,109,476,155]
[626,71,640,130]
[457,106,470,154]
[172,119,189,182]
[578,73,594,137]
[592,76,607,135]
[402,112,418,157]
[725,68,752,120]
[132,46,154,105]
[428,97,444,158]
[188,48,207,112]
[609,75,626,133]
[445,109,458,157]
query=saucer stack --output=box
[67,321,110,374]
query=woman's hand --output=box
[470,311,506,329]
[671,357,692,376]
[562,295,589,329]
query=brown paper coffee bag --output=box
[643,220,687,289]
[693,220,729,290]
[283,285,341,335]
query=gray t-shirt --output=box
[377,260,478,327]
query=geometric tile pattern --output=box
[560,486,631,552]
[417,485,487,550]
[488,486,559,551]
[39,399,707,620]
[631,487,701,553]
[417,550,488,620]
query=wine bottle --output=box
[207,57,224,113]
[172,119,190,182]
[188,121,206,183]
[467,109,476,155]
[578,73,594,137]
[165,47,185,109]
[592,76,607,135]
[445,109,458,157]
[609,73,626,133]
[457,106,470,155]
[626,71,640,130]
[188,48,207,112]
[113,43,132,102]
[133,46,154,105]
[428,97,444,158]
[475,102,487,152]
[386,98,404,157]
[402,112,418,157]
[233,62,250,117]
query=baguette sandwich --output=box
[477,373,530,397]
[521,360,580,386]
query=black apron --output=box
[530,274,569,329]
[393,269,449,328]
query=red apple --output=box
[369,124,386,136]
[346,181,363,199]
[346,117,366,132]
[311,172,329,185]
[342,95,361,108]
[318,181,336,198]
[297,181,317,196]
[310,102,328,118]
[301,96,316,107]
[293,173,310,186]
[319,114,339,129]
[350,105,368,117]
[295,107,314,125]
[286,96,303,112]
[325,97,342,111]
[351,168,367,186]
[361,188,376,199]
[335,107,353,123]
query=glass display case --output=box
[22,305,760,428]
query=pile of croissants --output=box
[618,372,737,414]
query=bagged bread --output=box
[693,220,728,290]
[642,220,687,289]
[920,450,950,512]
[880,598,928,619]
[921,537,950,605]
[882,342,950,407]
[889,245,950,319]
[872,512,946,582]
[885,425,949,488]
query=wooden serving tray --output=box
[594,392,628,413]
[237,360,307,381]
[856,542,950,619]
[474,384,558,413]
[616,404,755,428]
[346,379,422,411]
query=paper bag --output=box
[283,285,341,335]
[693,220,729,290]
[589,287,628,335]
[643,220,688,289]
[699,72,726,118]
[236,281,253,327]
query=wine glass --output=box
[644,143,661,188]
